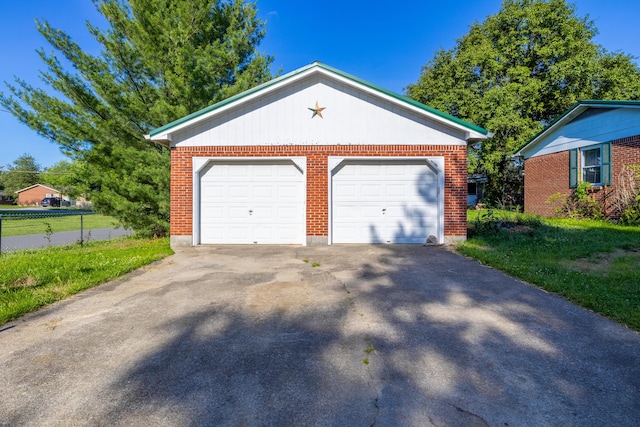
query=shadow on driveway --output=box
[1,245,638,426]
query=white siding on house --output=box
[523,108,640,159]
[171,75,469,147]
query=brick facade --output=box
[170,144,468,242]
[16,185,60,206]
[612,135,640,187]
[524,151,569,216]
[524,134,640,217]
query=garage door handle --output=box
[249,209,253,215]
[382,208,386,215]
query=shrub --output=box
[553,182,604,220]
[471,209,542,237]
[611,165,640,225]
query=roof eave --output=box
[147,61,488,143]
[514,100,640,157]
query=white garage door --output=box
[331,160,439,244]
[200,160,304,244]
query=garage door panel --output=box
[251,187,275,202]
[276,225,303,240]
[333,204,358,218]
[276,183,304,200]
[201,226,225,240]
[332,160,439,244]
[227,185,250,200]
[227,226,252,241]
[334,184,357,198]
[277,166,303,178]
[225,206,248,218]
[277,206,302,219]
[200,161,304,244]
[229,165,250,177]
[361,184,383,197]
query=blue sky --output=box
[1,0,639,168]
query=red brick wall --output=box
[612,135,640,188]
[524,135,640,217]
[17,186,60,206]
[524,151,569,216]
[170,145,468,240]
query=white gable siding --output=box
[171,75,468,147]
[523,108,640,158]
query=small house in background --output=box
[0,190,14,205]
[515,100,640,217]
[467,175,486,207]
[15,184,67,206]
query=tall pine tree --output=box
[1,0,272,235]
[406,0,640,207]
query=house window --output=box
[581,146,601,185]
[569,143,611,188]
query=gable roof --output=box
[15,184,59,194]
[147,61,488,143]
[515,100,640,157]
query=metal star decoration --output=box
[308,101,326,119]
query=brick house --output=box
[147,62,488,247]
[515,100,640,217]
[15,184,61,206]
[0,190,14,205]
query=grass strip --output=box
[459,210,640,331]
[0,214,120,237]
[0,237,173,325]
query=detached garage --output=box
[147,62,488,247]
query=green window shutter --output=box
[601,142,611,186]
[569,148,578,188]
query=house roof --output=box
[147,61,488,143]
[515,100,640,157]
[15,184,59,194]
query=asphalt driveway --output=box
[1,245,639,426]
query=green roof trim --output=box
[149,61,488,138]
[514,100,640,155]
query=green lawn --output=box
[459,210,640,331]
[0,213,119,237]
[0,237,173,325]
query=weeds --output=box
[302,259,320,267]
[363,336,377,365]
[43,222,53,246]
[471,209,542,237]
[558,182,604,220]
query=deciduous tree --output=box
[40,160,85,199]
[2,154,41,196]
[406,0,640,206]
[1,0,272,235]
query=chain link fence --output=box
[0,210,131,254]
